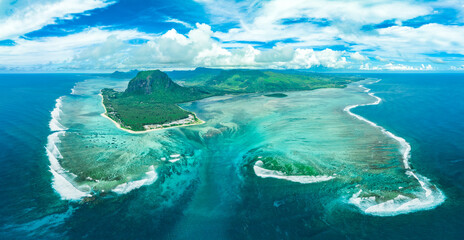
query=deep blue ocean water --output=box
[0,73,463,239]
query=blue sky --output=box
[0,0,463,72]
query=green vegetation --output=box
[166,67,221,86]
[102,90,195,131]
[102,70,212,131]
[102,68,361,132]
[203,69,353,93]
[259,156,319,176]
[168,68,360,92]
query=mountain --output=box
[124,70,211,103]
[125,70,182,95]
[110,70,139,79]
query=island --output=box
[101,69,360,132]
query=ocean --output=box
[0,73,462,239]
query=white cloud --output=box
[204,0,431,46]
[0,0,114,40]
[375,56,388,62]
[359,63,380,70]
[0,23,349,71]
[1,0,461,71]
[428,57,445,64]
[255,45,295,63]
[450,65,464,70]
[377,24,464,55]
[252,0,430,25]
[197,0,464,69]
[346,24,464,61]
[165,18,194,29]
[104,24,347,70]
[420,64,433,70]
[0,28,151,69]
[359,62,434,71]
[383,63,416,71]
[287,48,347,69]
[350,52,367,61]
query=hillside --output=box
[166,67,221,86]
[203,69,353,93]
[167,68,359,92]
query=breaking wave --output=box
[49,97,67,132]
[253,160,335,184]
[46,94,159,201]
[345,80,445,216]
[112,166,158,194]
[46,131,91,200]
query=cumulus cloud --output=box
[0,23,349,71]
[360,63,433,71]
[2,0,462,71]
[350,52,368,61]
[80,24,348,70]
[196,0,463,70]
[383,63,417,71]
[287,48,347,69]
[0,0,114,40]
[420,64,434,70]
[360,63,380,70]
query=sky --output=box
[0,0,464,72]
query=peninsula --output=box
[101,69,359,132]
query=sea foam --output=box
[112,165,158,194]
[46,131,91,200]
[49,97,68,132]
[47,93,162,200]
[345,80,445,216]
[253,160,335,184]
[46,97,91,200]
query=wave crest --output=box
[253,160,335,184]
[345,80,445,216]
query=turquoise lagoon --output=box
[2,73,462,239]
[49,76,444,216]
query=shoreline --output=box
[99,93,205,134]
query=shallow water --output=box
[0,73,463,239]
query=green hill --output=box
[166,67,221,86]
[203,69,351,93]
[123,70,211,102]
